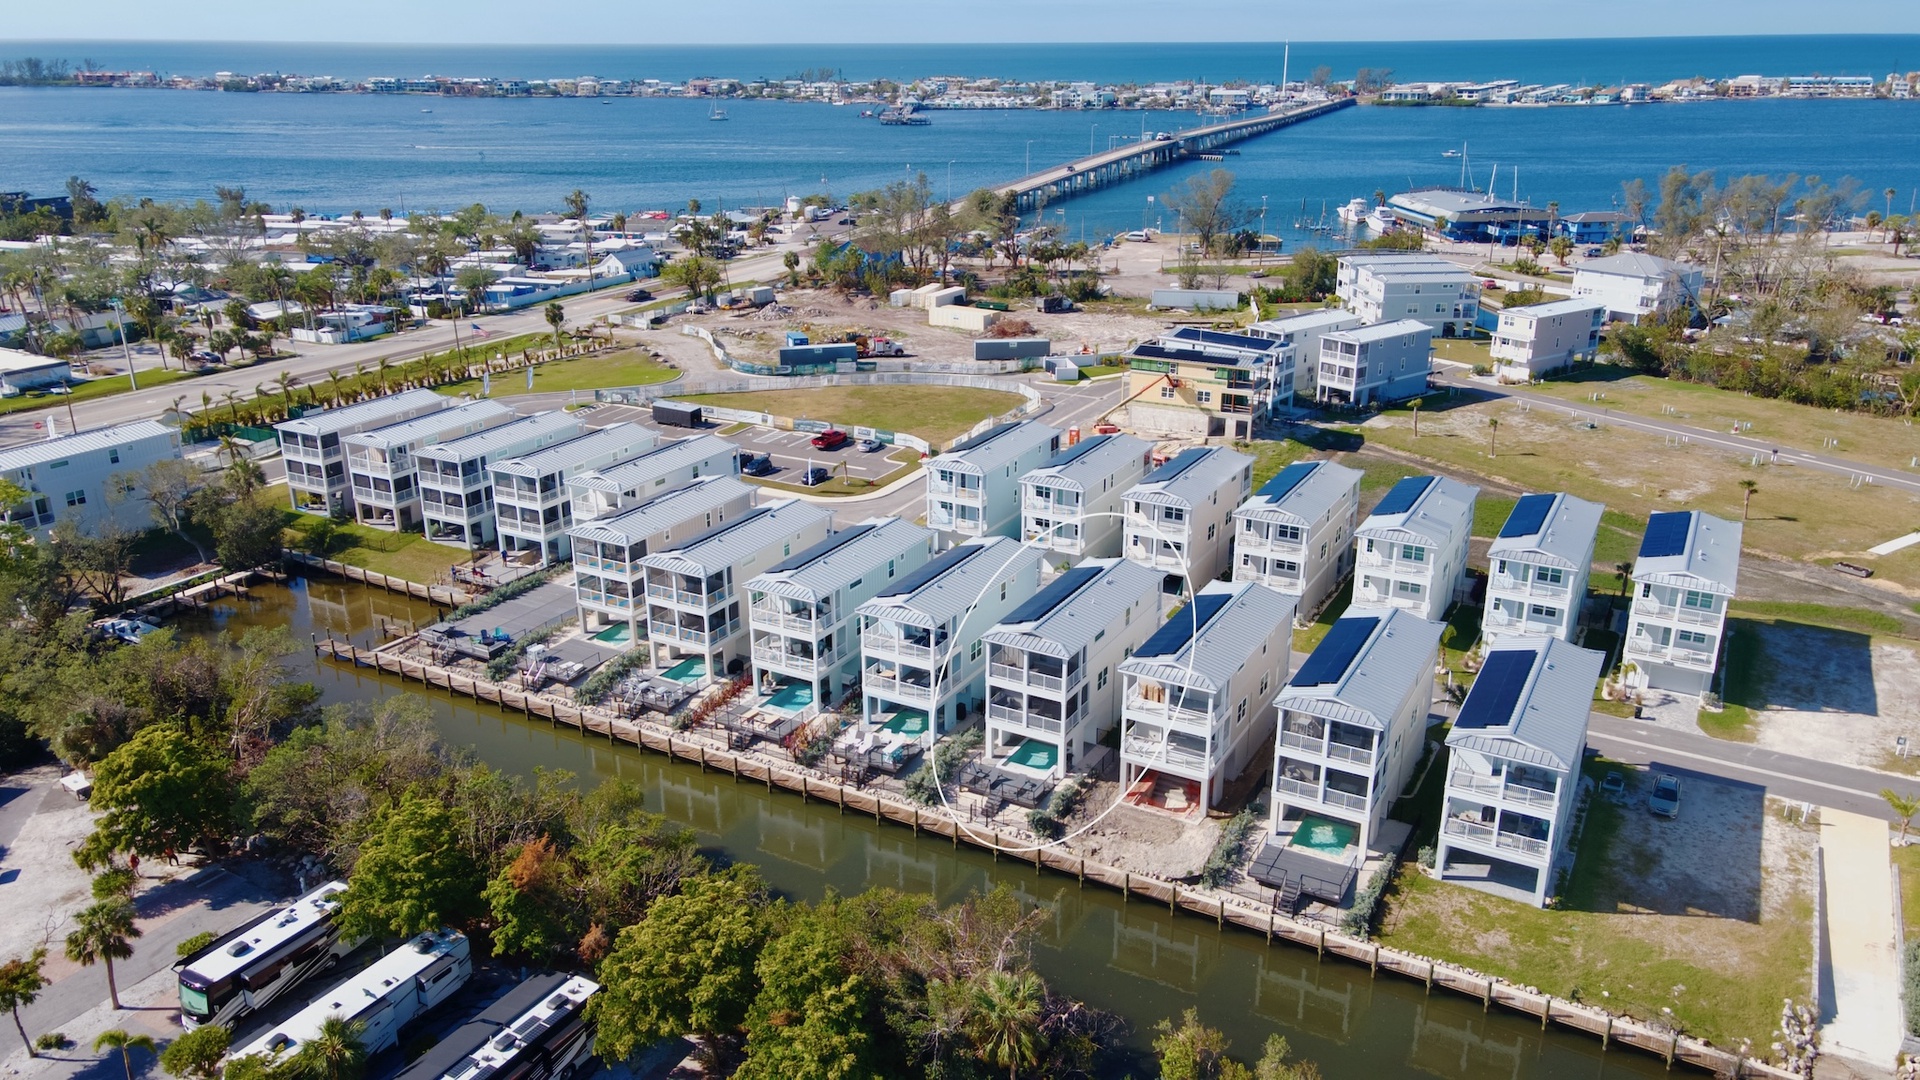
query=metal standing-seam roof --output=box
[1487,492,1602,571]
[0,419,177,474]
[1124,446,1252,509]
[275,387,446,437]
[418,410,582,465]
[1356,474,1478,547]
[1446,636,1605,772]
[489,422,658,478]
[747,518,933,601]
[1577,251,1695,281]
[568,476,755,547]
[855,536,1044,630]
[1235,459,1363,527]
[1275,606,1445,730]
[1020,433,1150,490]
[639,499,834,577]
[982,557,1161,658]
[568,434,740,496]
[343,399,514,452]
[1632,510,1742,594]
[933,420,1060,475]
[1499,297,1605,322]
[1118,580,1296,693]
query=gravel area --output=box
[1742,624,1920,772]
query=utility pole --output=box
[110,298,138,391]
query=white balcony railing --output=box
[861,631,939,662]
[1442,818,1550,860]
[1326,741,1375,766]
[1321,788,1368,812]
[863,672,935,703]
[750,607,819,634]
[989,662,1075,694]
[986,703,1064,733]
[1633,601,1724,627]
[1126,696,1215,729]
[753,645,831,674]
[1447,769,1560,811]
[1623,636,1716,667]
[1121,736,1210,772]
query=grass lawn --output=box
[678,385,1025,446]
[1526,366,1920,477]
[0,367,197,417]
[1293,579,1352,653]
[437,349,679,397]
[1379,756,1817,1050]
[1074,363,1126,380]
[743,448,922,498]
[1230,438,1315,488]
[1471,495,1516,539]
[1429,338,1493,369]
[263,487,468,583]
[1728,599,1916,639]
[1897,842,1920,941]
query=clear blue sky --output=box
[10,0,1919,43]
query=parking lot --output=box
[729,424,912,484]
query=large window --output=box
[1683,590,1716,610]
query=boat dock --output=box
[990,98,1354,213]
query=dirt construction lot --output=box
[1738,623,1920,773]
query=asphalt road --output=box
[1584,715,1908,819]
[1431,369,1920,494]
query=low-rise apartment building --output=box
[1353,475,1478,621]
[1437,635,1605,907]
[1121,446,1253,593]
[1490,299,1604,382]
[1624,510,1741,695]
[1118,580,1296,810]
[853,537,1045,747]
[277,388,448,515]
[1314,320,1433,407]
[1335,253,1481,338]
[982,558,1161,779]
[1484,493,1602,645]
[1233,459,1363,620]
[746,519,936,713]
[925,421,1060,545]
[418,411,583,549]
[1270,608,1444,898]
[1245,308,1363,401]
[490,424,659,563]
[0,420,182,537]
[343,400,515,532]
[1123,328,1285,439]
[570,476,758,640]
[1571,252,1705,325]
[1018,433,1151,561]
[640,499,834,687]
[567,435,741,523]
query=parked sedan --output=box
[624,288,654,302]
[1648,773,1681,817]
[800,466,832,487]
[740,453,775,476]
[809,429,848,451]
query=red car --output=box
[810,429,849,450]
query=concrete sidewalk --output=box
[1818,807,1902,1071]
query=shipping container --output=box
[652,402,703,428]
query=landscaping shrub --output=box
[904,728,981,805]
[176,931,216,958]
[1198,810,1260,888]
[447,566,563,622]
[484,623,565,682]
[579,647,652,705]
[1906,939,1920,1037]
[1341,859,1399,938]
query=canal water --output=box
[180,574,1676,1079]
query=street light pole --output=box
[110,299,138,391]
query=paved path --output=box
[1815,808,1902,1070]
[1430,370,1920,495]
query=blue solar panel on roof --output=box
[1144,447,1210,486]
[950,422,1022,455]
[1640,511,1693,558]
[1002,564,1102,625]
[1169,326,1276,351]
[875,543,981,598]
[1039,434,1112,471]
[1371,476,1435,517]
[1498,493,1557,539]
[1455,649,1536,730]
[1257,461,1320,502]
[765,523,875,574]
[1135,591,1233,658]
[1130,343,1252,367]
[1290,616,1380,687]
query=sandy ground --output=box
[0,767,102,967]
[1055,777,1221,880]
[1741,624,1920,773]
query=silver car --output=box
[1648,773,1681,818]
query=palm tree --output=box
[545,302,566,351]
[1887,188,1898,231]
[1885,788,1920,843]
[564,190,593,281]
[1408,397,1423,437]
[285,1016,367,1080]
[221,390,242,425]
[1486,417,1499,458]
[1738,478,1758,520]
[326,368,346,406]
[275,370,299,415]
[65,898,140,1009]
[94,1029,157,1080]
[965,970,1045,1080]
[1615,561,1634,596]
[375,358,393,394]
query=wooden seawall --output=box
[315,636,1783,1078]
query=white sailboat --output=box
[708,102,728,121]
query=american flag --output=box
[470,323,490,338]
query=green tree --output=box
[661,255,724,303]
[135,458,210,563]
[93,1029,157,1080]
[564,190,593,280]
[93,867,137,902]
[782,250,801,287]
[1548,235,1574,265]
[204,495,284,571]
[337,791,479,940]
[283,1016,367,1080]
[594,868,770,1060]
[1486,416,1499,458]
[454,267,495,314]
[483,836,574,962]
[1162,169,1245,255]
[1885,788,1920,843]
[737,903,884,1080]
[1738,478,1758,520]
[965,970,1045,1080]
[544,302,565,350]
[0,948,49,1056]
[66,898,140,1009]
[77,724,234,868]
[159,1023,230,1080]
[1153,1008,1235,1080]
